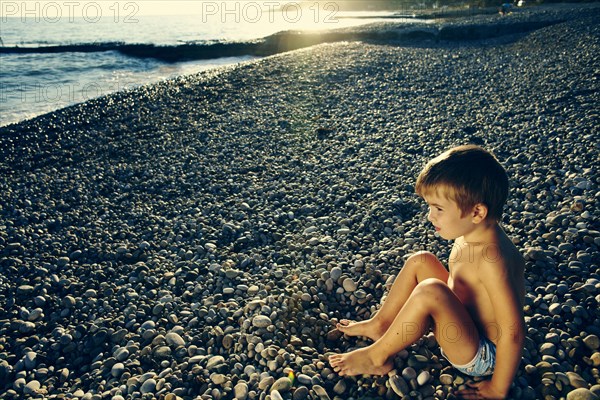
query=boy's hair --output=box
[415,145,509,221]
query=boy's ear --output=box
[471,203,488,223]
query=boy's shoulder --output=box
[453,231,524,275]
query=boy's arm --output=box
[459,259,525,399]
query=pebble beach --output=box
[1,4,599,400]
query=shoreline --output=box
[1,4,599,400]
[0,3,591,129]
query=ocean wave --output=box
[0,20,561,63]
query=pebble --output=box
[259,377,275,390]
[390,374,410,397]
[330,267,343,281]
[567,388,600,400]
[584,335,600,351]
[23,352,36,370]
[333,379,346,394]
[165,332,185,347]
[402,367,417,381]
[342,278,357,292]
[293,386,309,399]
[270,390,284,400]
[417,370,431,386]
[270,377,292,393]
[440,374,453,385]
[234,382,249,400]
[568,372,589,389]
[140,378,157,394]
[252,315,272,328]
[207,356,226,370]
[23,380,41,395]
[313,385,331,400]
[111,363,125,378]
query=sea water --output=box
[0,4,401,126]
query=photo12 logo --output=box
[1,80,138,104]
[1,1,140,23]
[200,1,340,24]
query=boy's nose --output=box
[427,211,434,223]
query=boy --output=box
[329,145,525,399]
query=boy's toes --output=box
[329,354,343,366]
[337,320,352,331]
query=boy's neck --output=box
[461,220,501,244]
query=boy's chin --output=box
[436,231,457,240]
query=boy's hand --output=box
[456,380,507,399]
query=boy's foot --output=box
[329,346,393,377]
[337,319,386,341]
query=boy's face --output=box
[423,189,475,241]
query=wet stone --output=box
[140,378,156,394]
[567,388,599,400]
[584,335,600,351]
[390,375,410,397]
[252,315,272,328]
[271,377,292,393]
[293,386,310,400]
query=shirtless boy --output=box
[329,145,526,399]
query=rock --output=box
[549,303,562,315]
[326,329,343,342]
[17,285,34,296]
[271,377,292,393]
[540,342,556,355]
[567,388,599,400]
[313,385,330,400]
[342,278,357,292]
[211,373,227,385]
[57,257,70,267]
[440,374,453,385]
[258,376,275,390]
[330,267,342,281]
[271,390,284,400]
[417,370,430,386]
[222,334,234,349]
[390,374,410,397]
[296,374,312,385]
[114,347,129,362]
[252,315,272,328]
[165,332,185,347]
[24,380,41,395]
[206,356,226,370]
[154,346,171,358]
[234,382,249,400]
[333,379,346,394]
[584,335,599,351]
[24,352,37,370]
[293,386,310,400]
[567,372,589,389]
[140,378,157,394]
[111,363,125,378]
[401,367,417,381]
[536,361,553,374]
[407,355,428,369]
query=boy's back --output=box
[448,224,525,345]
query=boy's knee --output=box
[407,251,439,266]
[414,278,451,302]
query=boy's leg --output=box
[338,251,448,341]
[330,278,479,376]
